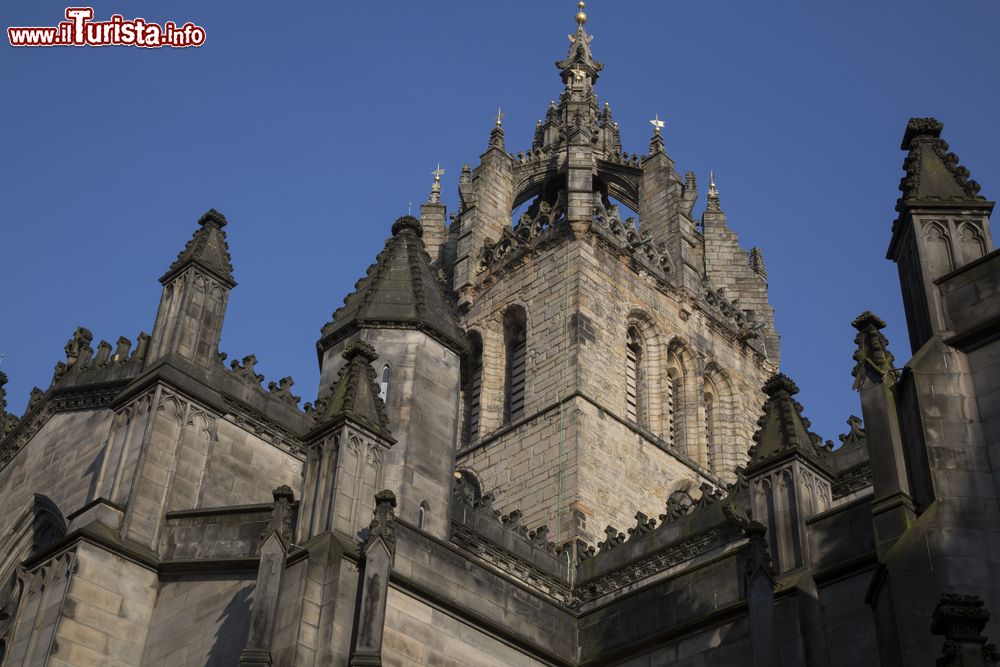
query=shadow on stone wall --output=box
[205,583,253,667]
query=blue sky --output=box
[2,1,998,444]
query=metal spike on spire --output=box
[649,114,665,134]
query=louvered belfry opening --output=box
[463,333,484,444]
[504,308,528,424]
[626,326,642,424]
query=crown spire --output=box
[556,1,603,85]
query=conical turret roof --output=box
[318,216,465,354]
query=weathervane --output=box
[650,114,666,134]
[430,164,445,203]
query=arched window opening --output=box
[625,326,643,424]
[379,365,390,404]
[417,502,428,531]
[504,308,527,423]
[463,333,484,445]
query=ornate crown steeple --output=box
[556,2,604,85]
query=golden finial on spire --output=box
[576,1,587,26]
[496,107,504,127]
[709,170,718,196]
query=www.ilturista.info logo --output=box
[8,7,206,48]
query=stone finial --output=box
[391,215,423,237]
[762,372,799,398]
[64,327,94,368]
[264,485,295,545]
[230,354,264,387]
[838,415,866,447]
[363,490,397,553]
[267,377,301,406]
[161,208,236,288]
[932,594,1000,666]
[851,311,896,389]
[598,526,625,552]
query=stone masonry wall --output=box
[0,409,113,543]
[141,575,254,665]
[458,232,771,545]
[381,588,547,667]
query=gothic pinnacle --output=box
[707,171,721,211]
[649,114,665,154]
[488,108,506,151]
[429,164,444,204]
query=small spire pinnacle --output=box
[488,109,506,150]
[707,171,721,211]
[429,164,445,203]
[648,114,665,154]
[576,1,587,26]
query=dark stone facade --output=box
[0,6,998,667]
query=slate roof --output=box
[319,216,465,354]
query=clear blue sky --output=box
[3,1,998,444]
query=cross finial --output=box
[496,107,504,127]
[650,114,665,134]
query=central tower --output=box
[439,3,781,545]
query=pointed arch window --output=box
[379,364,391,404]
[504,308,528,423]
[463,333,484,445]
[417,502,428,531]
[625,326,644,425]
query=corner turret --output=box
[146,209,235,369]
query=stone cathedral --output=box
[1,5,998,666]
